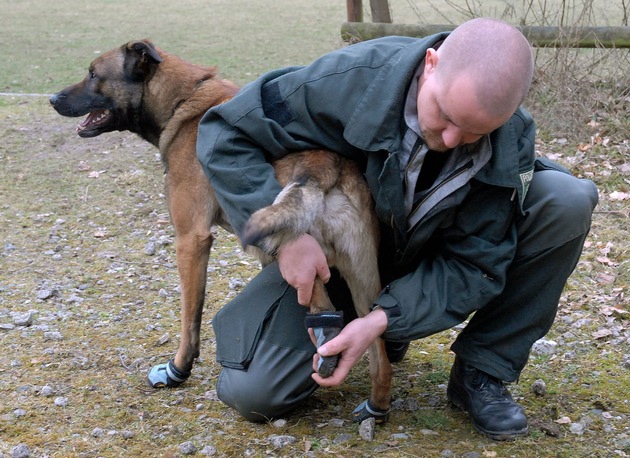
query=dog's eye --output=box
[89,71,97,80]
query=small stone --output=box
[272,419,287,428]
[569,422,586,435]
[54,396,68,407]
[179,441,197,455]
[40,386,54,397]
[332,433,353,444]
[155,333,170,346]
[13,311,34,327]
[268,434,297,448]
[228,278,245,290]
[531,338,558,355]
[14,409,26,417]
[91,427,105,438]
[145,242,157,256]
[328,418,345,427]
[359,417,375,441]
[0,323,15,331]
[37,289,56,300]
[65,294,84,304]
[462,453,481,458]
[531,379,547,396]
[391,433,409,440]
[200,445,217,456]
[12,443,31,458]
[121,430,135,439]
[44,331,64,341]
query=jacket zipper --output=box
[408,160,473,222]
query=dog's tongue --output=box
[77,110,108,132]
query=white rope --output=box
[0,93,54,97]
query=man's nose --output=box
[442,126,463,149]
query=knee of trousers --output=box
[519,170,598,251]
[215,339,318,422]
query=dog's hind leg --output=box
[323,175,393,423]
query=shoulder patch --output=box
[261,81,295,127]
[519,168,534,206]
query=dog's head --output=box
[49,40,163,139]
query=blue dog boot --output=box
[352,399,391,424]
[147,359,191,388]
[304,311,344,378]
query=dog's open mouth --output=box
[77,109,112,136]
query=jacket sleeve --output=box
[373,113,536,343]
[196,110,282,236]
[196,68,324,236]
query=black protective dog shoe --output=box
[447,357,529,440]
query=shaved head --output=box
[435,18,534,118]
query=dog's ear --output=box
[124,40,163,81]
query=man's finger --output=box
[296,285,312,306]
[317,263,331,284]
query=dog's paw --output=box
[352,399,391,424]
[146,359,190,388]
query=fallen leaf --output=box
[609,191,630,201]
[601,306,627,316]
[555,416,572,424]
[596,273,617,284]
[596,256,616,266]
[88,171,100,178]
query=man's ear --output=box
[423,48,439,75]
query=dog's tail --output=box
[241,178,325,256]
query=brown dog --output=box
[49,40,392,422]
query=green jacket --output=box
[197,34,537,342]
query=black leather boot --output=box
[447,357,529,440]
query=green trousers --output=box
[212,169,598,421]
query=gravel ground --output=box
[0,97,628,457]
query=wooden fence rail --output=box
[341,22,630,48]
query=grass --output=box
[1,1,629,457]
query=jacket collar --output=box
[475,108,535,209]
[343,33,450,151]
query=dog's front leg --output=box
[147,161,216,388]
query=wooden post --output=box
[347,0,363,23]
[370,0,392,23]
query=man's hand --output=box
[311,308,388,386]
[277,233,330,306]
